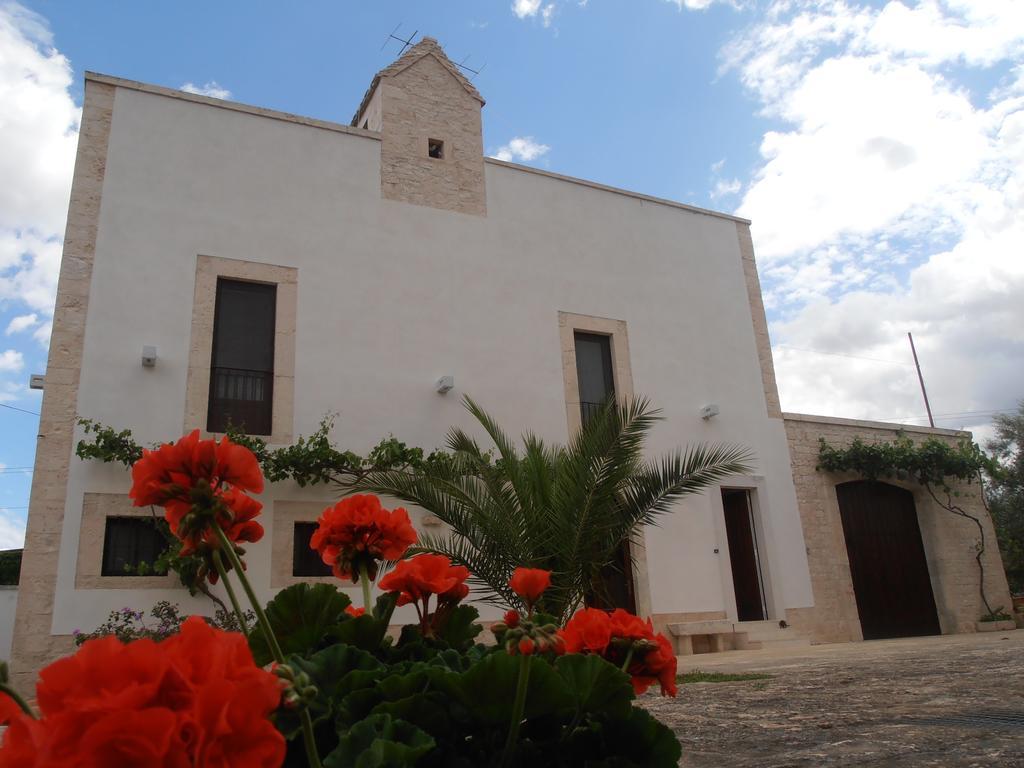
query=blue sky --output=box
[1,0,1022,547]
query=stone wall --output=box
[784,413,1012,643]
[9,80,115,692]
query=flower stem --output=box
[212,522,284,663]
[211,523,324,768]
[620,644,636,673]
[358,563,373,613]
[499,654,531,768]
[0,683,36,719]
[212,549,249,636]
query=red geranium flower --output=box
[129,431,266,583]
[130,431,263,508]
[559,608,614,654]
[345,605,365,618]
[558,607,677,697]
[503,609,521,629]
[2,617,285,766]
[309,495,417,583]
[508,568,551,611]
[378,554,470,635]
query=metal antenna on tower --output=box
[454,55,487,81]
[380,24,418,57]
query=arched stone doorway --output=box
[836,480,941,640]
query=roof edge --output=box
[484,157,751,225]
[782,411,971,438]
[82,72,752,227]
[85,72,381,141]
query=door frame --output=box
[711,476,780,622]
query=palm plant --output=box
[352,396,754,623]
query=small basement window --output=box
[101,517,167,576]
[428,138,445,159]
[293,522,333,577]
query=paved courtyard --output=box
[643,629,1024,767]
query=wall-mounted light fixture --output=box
[142,346,158,368]
[29,374,44,390]
[435,375,454,395]
[700,403,720,420]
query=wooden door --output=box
[588,540,637,614]
[836,481,941,640]
[722,489,767,622]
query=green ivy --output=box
[73,416,450,607]
[816,435,994,489]
[75,414,449,488]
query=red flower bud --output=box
[504,609,520,628]
[518,636,535,656]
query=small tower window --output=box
[428,139,445,159]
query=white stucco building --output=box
[9,39,1011,689]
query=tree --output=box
[352,396,753,623]
[986,401,1024,593]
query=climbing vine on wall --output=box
[75,415,450,599]
[817,435,1004,618]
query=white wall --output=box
[53,85,813,633]
[0,587,18,661]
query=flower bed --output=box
[0,432,682,766]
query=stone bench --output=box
[667,620,735,655]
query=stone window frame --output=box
[557,311,650,618]
[75,493,179,590]
[184,255,297,445]
[271,500,343,589]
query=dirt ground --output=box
[642,630,1024,767]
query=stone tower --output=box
[352,37,487,217]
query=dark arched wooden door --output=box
[836,481,941,640]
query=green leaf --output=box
[372,590,399,623]
[435,604,482,647]
[249,583,352,665]
[326,714,435,768]
[599,706,682,768]
[328,614,393,653]
[554,654,634,720]
[276,642,383,738]
[439,652,574,726]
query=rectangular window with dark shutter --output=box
[574,332,615,424]
[292,522,333,577]
[101,517,167,576]
[207,278,276,435]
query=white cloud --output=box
[512,0,543,19]
[0,3,78,337]
[724,1,1024,434]
[542,3,556,27]
[664,0,741,9]
[0,509,25,550]
[4,313,37,335]
[490,136,551,163]
[0,350,24,373]
[32,319,51,348]
[180,81,231,100]
[711,177,742,199]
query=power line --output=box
[877,408,1015,423]
[0,403,39,416]
[774,345,912,366]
